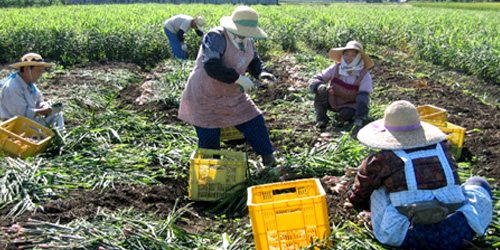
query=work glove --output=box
[259,72,276,82]
[181,44,188,52]
[51,103,63,114]
[316,84,329,95]
[236,75,256,92]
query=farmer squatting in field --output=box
[163,14,206,60]
[345,100,492,250]
[177,6,277,167]
[0,52,64,130]
[308,40,374,134]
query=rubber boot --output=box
[315,107,329,129]
[314,90,330,129]
[351,118,363,138]
[339,108,356,122]
[262,154,276,167]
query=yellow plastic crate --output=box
[417,105,447,126]
[189,148,248,201]
[247,178,331,250]
[220,126,245,141]
[0,116,54,159]
[436,121,465,159]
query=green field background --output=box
[1,3,499,83]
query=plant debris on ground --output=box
[0,48,499,249]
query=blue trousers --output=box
[164,27,186,60]
[400,177,491,250]
[400,212,475,250]
[195,115,274,156]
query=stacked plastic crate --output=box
[417,105,465,158]
[220,126,245,141]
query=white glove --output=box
[51,103,63,114]
[316,84,329,95]
[181,44,188,52]
[236,75,255,92]
[259,72,276,82]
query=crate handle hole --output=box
[272,187,296,196]
[27,125,43,134]
[209,164,226,170]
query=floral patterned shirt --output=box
[347,141,459,210]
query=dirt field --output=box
[1,52,499,249]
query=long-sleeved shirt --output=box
[0,72,49,120]
[348,141,492,247]
[178,27,262,128]
[164,14,203,43]
[201,27,265,83]
[348,141,459,210]
[308,64,372,94]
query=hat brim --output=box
[10,61,55,68]
[220,16,267,39]
[357,120,447,150]
[329,47,374,69]
[196,23,205,32]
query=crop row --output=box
[0,3,498,83]
[412,2,500,11]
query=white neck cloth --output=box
[226,31,247,51]
[339,53,364,76]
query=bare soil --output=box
[1,52,499,249]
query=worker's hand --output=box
[316,84,329,95]
[330,180,349,194]
[357,211,372,224]
[259,72,276,82]
[181,44,188,52]
[236,75,256,92]
[35,107,52,117]
[344,201,354,209]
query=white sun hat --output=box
[10,53,55,68]
[194,15,206,32]
[329,41,374,69]
[219,6,267,39]
[357,100,447,150]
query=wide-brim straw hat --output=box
[220,5,267,39]
[194,15,206,32]
[10,53,55,68]
[357,100,447,150]
[329,41,374,69]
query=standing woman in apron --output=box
[178,6,277,167]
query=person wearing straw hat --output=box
[345,100,492,249]
[308,40,374,132]
[163,14,206,60]
[0,52,64,130]
[178,6,277,167]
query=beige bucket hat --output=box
[220,6,267,39]
[329,41,374,69]
[10,53,55,68]
[194,15,206,32]
[357,100,447,150]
